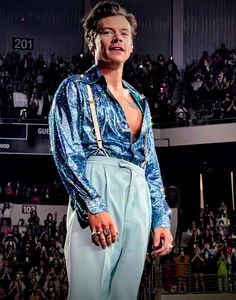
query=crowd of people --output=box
[0,180,67,206]
[1,44,236,298]
[0,51,88,121]
[1,44,236,128]
[0,48,185,127]
[0,190,235,297]
[157,201,236,294]
[185,44,236,123]
[0,208,68,299]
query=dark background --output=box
[1,141,235,227]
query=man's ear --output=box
[88,41,96,53]
[130,43,134,53]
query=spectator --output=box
[17,219,27,238]
[28,211,40,227]
[189,229,202,250]
[1,202,13,226]
[191,246,205,292]
[230,246,236,291]
[0,219,11,237]
[210,100,223,119]
[44,212,57,237]
[0,284,7,299]
[218,43,230,60]
[30,185,41,205]
[165,56,180,93]
[8,270,26,299]
[0,260,12,290]
[202,242,218,291]
[217,201,230,227]
[173,248,190,293]
[28,281,46,300]
[217,250,228,292]
[175,101,189,127]
[199,203,215,228]
[220,93,233,118]
[162,257,174,293]
[226,96,236,118]
[4,183,14,202]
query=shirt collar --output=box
[78,64,104,84]
[78,64,146,111]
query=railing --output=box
[138,260,236,299]
[0,117,48,124]
[2,105,236,128]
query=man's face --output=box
[93,15,133,65]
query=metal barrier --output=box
[138,261,236,299]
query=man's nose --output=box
[112,32,122,42]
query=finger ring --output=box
[91,231,97,236]
[168,244,173,249]
[103,228,111,237]
[96,231,101,235]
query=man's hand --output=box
[88,211,118,249]
[153,227,173,256]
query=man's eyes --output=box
[102,30,113,35]
[101,30,130,36]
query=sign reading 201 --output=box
[12,37,34,51]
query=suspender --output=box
[86,84,147,168]
[87,85,105,152]
[141,134,147,170]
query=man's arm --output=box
[144,102,173,255]
[49,78,107,215]
[49,78,118,247]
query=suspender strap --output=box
[87,85,104,150]
[87,84,146,167]
[141,134,147,170]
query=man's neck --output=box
[97,61,124,91]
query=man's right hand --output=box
[88,211,118,249]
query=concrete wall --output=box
[162,293,235,300]
[154,123,236,147]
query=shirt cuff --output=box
[152,208,172,229]
[86,197,108,214]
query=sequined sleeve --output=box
[145,104,172,229]
[48,77,107,215]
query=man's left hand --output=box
[153,227,173,256]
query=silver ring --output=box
[168,244,173,249]
[103,228,111,237]
[91,231,97,236]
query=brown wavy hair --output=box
[82,1,137,47]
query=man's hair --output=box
[82,1,137,46]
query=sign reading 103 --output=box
[22,205,37,214]
[12,37,34,51]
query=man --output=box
[49,2,173,299]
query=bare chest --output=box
[119,98,143,135]
[110,89,143,136]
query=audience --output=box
[1,44,236,128]
[0,209,68,299]
[1,45,236,298]
[0,186,236,297]
[0,180,67,206]
[157,200,236,294]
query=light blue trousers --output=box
[64,156,152,300]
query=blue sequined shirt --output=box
[49,64,171,229]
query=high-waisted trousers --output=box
[64,156,152,300]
